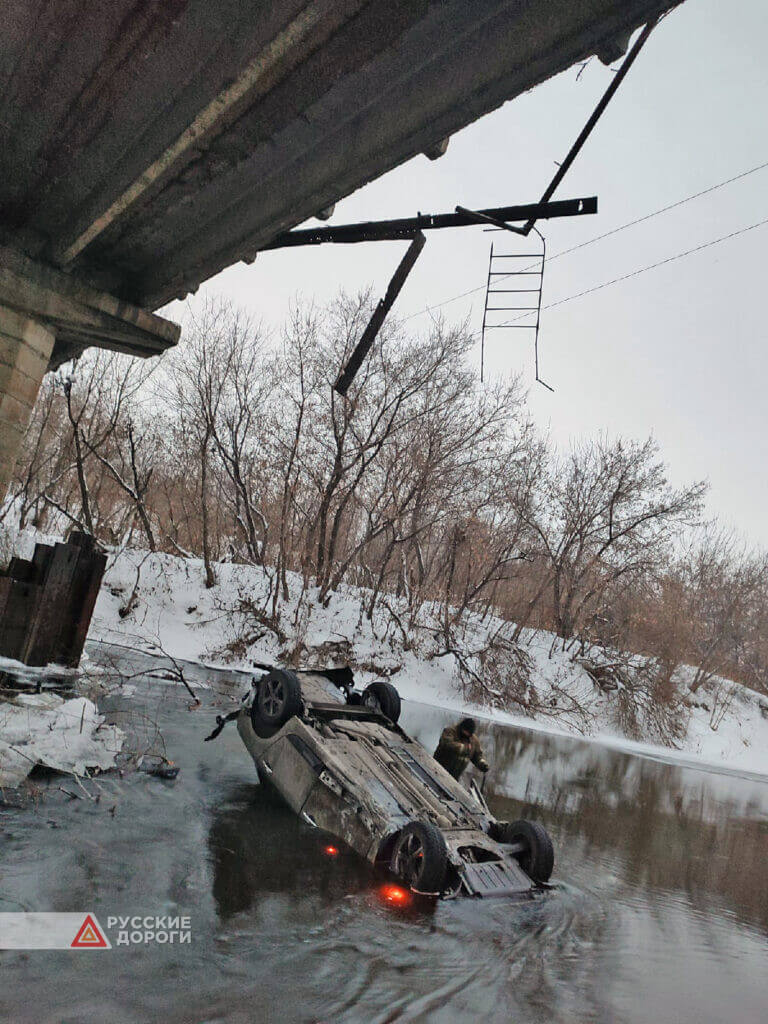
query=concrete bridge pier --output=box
[0,247,180,505]
[0,306,55,501]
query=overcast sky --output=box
[163,0,768,547]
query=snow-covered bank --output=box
[83,547,768,778]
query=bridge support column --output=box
[0,246,180,505]
[0,304,55,502]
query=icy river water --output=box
[1,645,767,1023]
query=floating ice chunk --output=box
[0,694,124,787]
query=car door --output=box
[263,732,322,814]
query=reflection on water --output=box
[0,647,766,1024]
[459,712,768,935]
[208,783,375,917]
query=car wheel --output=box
[392,821,448,893]
[362,681,401,723]
[492,819,554,883]
[250,669,303,738]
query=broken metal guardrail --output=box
[265,17,660,394]
[324,199,597,396]
[262,197,596,249]
[334,231,426,397]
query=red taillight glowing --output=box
[379,884,411,906]
[324,845,339,856]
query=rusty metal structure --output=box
[0,532,106,668]
[481,233,549,387]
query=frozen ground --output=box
[80,546,768,778]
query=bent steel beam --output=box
[265,198,597,249]
[334,231,426,397]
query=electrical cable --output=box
[526,159,768,270]
[401,158,768,324]
[494,214,768,327]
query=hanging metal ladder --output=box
[480,228,552,390]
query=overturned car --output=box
[226,665,554,899]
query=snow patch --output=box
[83,547,768,778]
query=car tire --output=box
[492,819,554,883]
[362,681,401,723]
[392,821,448,893]
[250,669,303,738]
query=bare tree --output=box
[268,304,321,605]
[520,437,706,640]
[5,376,64,530]
[162,301,229,587]
[49,350,155,537]
[206,309,272,565]
[678,525,767,693]
[84,416,159,551]
[15,289,764,722]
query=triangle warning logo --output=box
[71,914,110,949]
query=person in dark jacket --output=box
[433,717,489,780]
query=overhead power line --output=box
[402,158,768,323]
[530,158,768,268]
[495,215,768,327]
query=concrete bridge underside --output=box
[0,0,682,499]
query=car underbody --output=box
[229,666,554,899]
